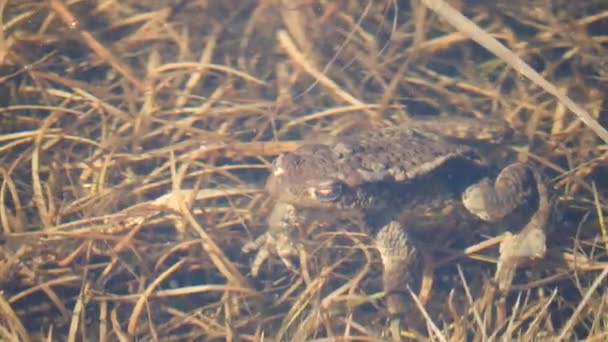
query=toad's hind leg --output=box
[462,162,540,221]
[462,162,550,291]
[375,221,419,330]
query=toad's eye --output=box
[310,180,343,202]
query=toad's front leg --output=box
[242,202,306,276]
[375,221,419,337]
[461,162,550,291]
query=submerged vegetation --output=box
[0,0,607,340]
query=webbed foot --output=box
[463,162,550,291]
[242,202,305,276]
[495,228,546,291]
[242,229,303,276]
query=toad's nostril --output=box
[273,166,285,176]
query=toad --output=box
[243,117,550,318]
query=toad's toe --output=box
[495,228,546,291]
[243,231,302,276]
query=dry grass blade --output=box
[277,30,368,110]
[456,264,486,340]
[67,282,89,342]
[0,0,6,63]
[127,259,186,335]
[408,285,447,342]
[47,0,144,90]
[420,0,608,142]
[0,292,29,342]
[557,266,608,340]
[170,154,249,288]
[592,183,608,251]
[521,288,559,341]
[1,0,607,339]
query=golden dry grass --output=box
[0,0,607,341]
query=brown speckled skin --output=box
[245,121,550,322]
[265,125,540,234]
